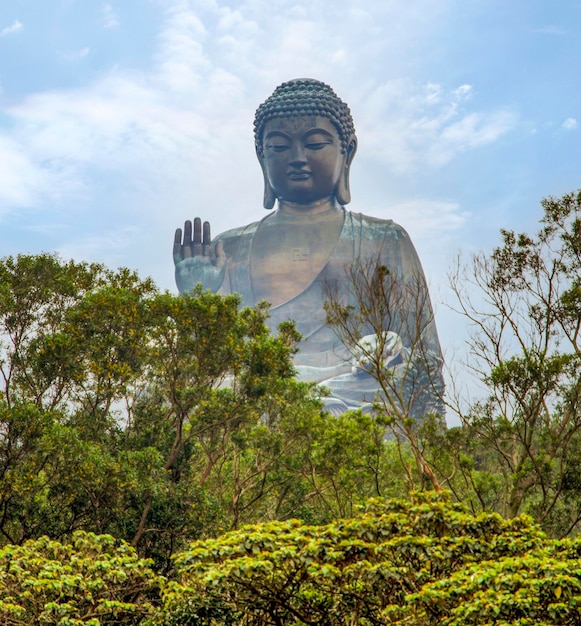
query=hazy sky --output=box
[1,0,579,412]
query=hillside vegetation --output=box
[0,190,580,624]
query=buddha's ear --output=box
[257,149,276,210]
[336,135,357,206]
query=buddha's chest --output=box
[249,218,342,307]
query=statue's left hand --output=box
[173,218,226,293]
[351,331,405,374]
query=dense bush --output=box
[153,493,578,625]
[0,532,160,624]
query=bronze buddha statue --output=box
[173,79,444,416]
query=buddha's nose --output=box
[289,143,307,165]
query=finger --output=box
[193,217,203,256]
[202,221,211,256]
[183,220,193,258]
[215,240,226,269]
[173,228,183,263]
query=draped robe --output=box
[214,208,444,416]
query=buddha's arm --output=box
[295,362,352,383]
[392,233,445,411]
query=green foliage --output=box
[3,188,581,625]
[0,400,139,543]
[323,258,446,493]
[0,254,317,563]
[412,550,581,625]
[447,190,581,534]
[156,493,550,625]
[0,253,412,570]
[0,531,161,624]
[0,254,156,414]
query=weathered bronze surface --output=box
[173,79,444,416]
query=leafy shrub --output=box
[0,532,161,624]
[155,493,551,625]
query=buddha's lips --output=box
[287,170,311,180]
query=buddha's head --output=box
[254,79,357,209]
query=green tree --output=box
[445,190,581,534]
[0,253,156,415]
[0,254,165,551]
[155,492,553,625]
[323,259,446,493]
[412,545,581,625]
[1,254,410,567]
[121,289,324,564]
[0,531,160,624]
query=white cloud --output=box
[0,20,23,38]
[103,3,120,29]
[0,135,85,215]
[59,47,91,61]
[390,199,469,241]
[0,0,512,288]
[425,83,443,104]
[56,226,140,267]
[454,84,473,99]
[356,80,516,174]
[0,136,50,211]
[154,5,212,94]
[533,25,567,35]
[431,111,515,163]
[563,117,577,130]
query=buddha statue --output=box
[173,78,444,416]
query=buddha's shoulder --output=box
[212,220,261,257]
[346,211,410,239]
[214,220,260,241]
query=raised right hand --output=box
[173,218,226,294]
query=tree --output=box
[1,254,414,568]
[412,545,581,625]
[1,255,317,563]
[323,258,446,493]
[0,255,159,547]
[0,531,160,624]
[155,492,557,625]
[444,190,581,534]
[0,254,156,415]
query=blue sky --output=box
[0,0,580,410]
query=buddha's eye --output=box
[306,142,328,150]
[304,132,332,150]
[267,143,290,152]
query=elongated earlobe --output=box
[257,150,276,209]
[336,136,357,206]
[263,177,276,209]
[336,172,351,205]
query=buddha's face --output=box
[261,116,346,204]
